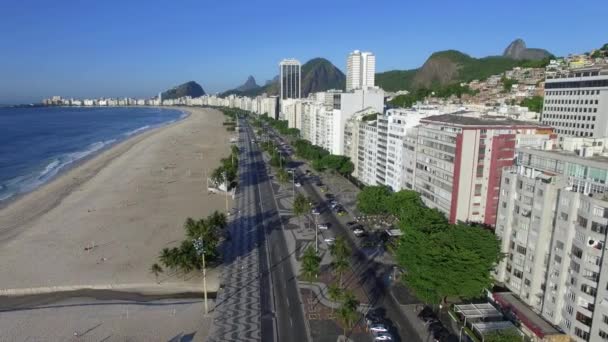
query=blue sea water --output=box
[0,106,185,202]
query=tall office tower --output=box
[541,67,608,138]
[346,50,376,91]
[279,59,301,101]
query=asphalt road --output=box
[211,117,308,341]
[267,127,423,342]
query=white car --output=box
[295,181,302,187]
[373,333,393,341]
[324,237,335,245]
[317,223,329,230]
[369,324,389,333]
[353,228,366,236]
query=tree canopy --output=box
[520,96,543,113]
[355,185,392,215]
[355,189,501,304]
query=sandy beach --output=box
[0,107,232,292]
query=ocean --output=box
[0,106,185,203]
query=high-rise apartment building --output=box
[541,67,608,138]
[407,114,552,225]
[279,59,301,101]
[346,50,375,91]
[495,138,608,342]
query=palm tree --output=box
[208,211,227,230]
[330,237,351,288]
[276,168,289,184]
[300,246,321,285]
[150,263,163,283]
[336,290,360,338]
[293,193,311,232]
[326,282,343,313]
[159,248,172,268]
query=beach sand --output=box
[0,107,232,292]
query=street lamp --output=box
[193,237,209,315]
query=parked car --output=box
[294,181,302,187]
[346,221,357,226]
[311,208,320,215]
[324,237,335,245]
[324,193,334,199]
[317,223,329,230]
[337,209,347,216]
[315,181,324,187]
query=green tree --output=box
[300,246,321,284]
[330,237,351,288]
[484,328,523,342]
[501,76,517,92]
[327,282,343,313]
[276,168,290,184]
[356,185,392,215]
[210,167,225,187]
[396,223,500,304]
[150,263,163,283]
[520,96,543,113]
[293,193,312,230]
[336,290,360,337]
[207,211,227,230]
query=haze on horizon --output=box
[0,0,605,104]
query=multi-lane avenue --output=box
[209,117,308,342]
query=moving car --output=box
[353,227,366,237]
[317,223,329,230]
[373,333,393,341]
[369,324,389,333]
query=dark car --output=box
[315,181,324,187]
[418,306,437,323]
[365,312,383,327]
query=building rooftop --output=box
[421,112,547,127]
[492,292,562,338]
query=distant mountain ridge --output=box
[503,39,551,60]
[221,58,345,97]
[236,76,260,92]
[162,81,205,100]
[376,39,552,91]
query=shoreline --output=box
[0,106,188,210]
[0,106,231,292]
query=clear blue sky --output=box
[1,0,606,104]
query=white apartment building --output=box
[279,59,301,102]
[542,67,608,139]
[376,108,436,191]
[346,50,375,91]
[407,113,552,225]
[344,108,380,182]
[495,139,608,342]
